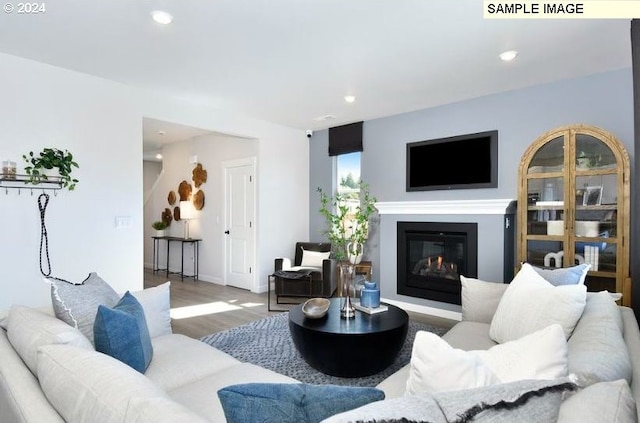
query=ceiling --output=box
[0,1,632,140]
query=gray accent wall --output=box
[309,69,634,313]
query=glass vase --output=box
[339,262,356,319]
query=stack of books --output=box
[353,300,388,315]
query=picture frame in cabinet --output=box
[583,186,603,206]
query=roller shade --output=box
[328,121,363,156]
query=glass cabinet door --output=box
[525,136,565,240]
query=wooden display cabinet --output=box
[517,125,631,305]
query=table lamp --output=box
[179,200,196,239]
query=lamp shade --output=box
[179,200,196,220]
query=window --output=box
[337,151,361,197]
[336,152,362,233]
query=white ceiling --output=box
[0,1,632,141]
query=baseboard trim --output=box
[381,298,462,321]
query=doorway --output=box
[223,157,256,290]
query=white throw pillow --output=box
[6,305,92,375]
[131,282,172,338]
[474,324,568,383]
[489,263,587,343]
[406,324,568,395]
[300,249,330,267]
[460,276,509,323]
[406,331,499,395]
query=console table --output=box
[152,236,201,281]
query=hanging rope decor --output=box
[38,193,51,277]
[37,193,71,284]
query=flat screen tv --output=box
[406,130,498,192]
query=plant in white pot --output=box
[22,148,79,190]
[152,221,169,237]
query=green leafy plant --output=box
[152,221,169,230]
[22,148,79,191]
[317,181,377,261]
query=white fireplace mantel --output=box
[375,199,515,215]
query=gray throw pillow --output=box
[49,272,120,345]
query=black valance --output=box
[328,121,363,156]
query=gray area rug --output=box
[200,312,448,387]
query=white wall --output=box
[0,52,308,310]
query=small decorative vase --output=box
[155,229,166,237]
[360,281,380,308]
[339,263,356,319]
[347,242,363,265]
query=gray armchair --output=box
[273,242,337,302]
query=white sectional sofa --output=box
[2,267,640,423]
[0,282,298,423]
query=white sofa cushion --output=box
[443,321,497,351]
[36,344,208,423]
[168,362,299,423]
[145,333,242,391]
[460,276,509,323]
[6,305,92,375]
[490,263,586,343]
[131,282,172,338]
[406,324,568,395]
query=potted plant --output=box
[317,181,377,264]
[22,148,79,191]
[152,221,169,237]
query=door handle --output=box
[224,230,230,234]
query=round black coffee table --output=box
[288,298,409,378]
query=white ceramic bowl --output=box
[302,298,330,319]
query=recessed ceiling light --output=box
[151,10,173,25]
[344,95,356,103]
[499,50,518,62]
[158,130,166,136]
[155,153,163,160]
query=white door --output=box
[224,159,255,290]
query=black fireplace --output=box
[397,221,478,305]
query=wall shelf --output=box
[0,174,63,194]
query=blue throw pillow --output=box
[530,263,590,286]
[217,383,385,423]
[93,291,153,373]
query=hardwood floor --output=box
[144,268,457,339]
